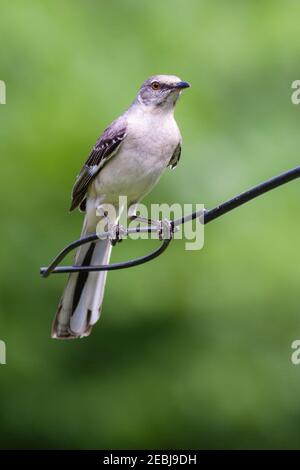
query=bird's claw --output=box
[156,219,174,241]
[109,223,125,246]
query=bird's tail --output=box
[51,215,112,339]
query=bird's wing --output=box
[168,142,181,169]
[70,119,127,211]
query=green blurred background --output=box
[0,0,300,450]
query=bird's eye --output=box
[151,81,160,90]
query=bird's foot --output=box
[108,223,125,246]
[128,209,174,241]
[155,218,174,241]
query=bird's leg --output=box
[128,205,174,240]
[157,218,174,240]
[96,204,124,245]
[109,223,126,246]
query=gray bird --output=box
[52,74,190,339]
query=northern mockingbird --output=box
[52,74,190,339]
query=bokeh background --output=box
[0,0,300,450]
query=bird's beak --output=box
[174,81,191,90]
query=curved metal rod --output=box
[41,234,99,278]
[40,166,300,277]
[171,165,300,227]
[40,237,172,277]
[202,165,300,224]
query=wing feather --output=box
[168,142,181,169]
[70,121,126,211]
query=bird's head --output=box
[137,75,190,110]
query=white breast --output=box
[90,106,181,206]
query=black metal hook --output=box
[40,166,300,278]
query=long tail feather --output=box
[51,215,112,339]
